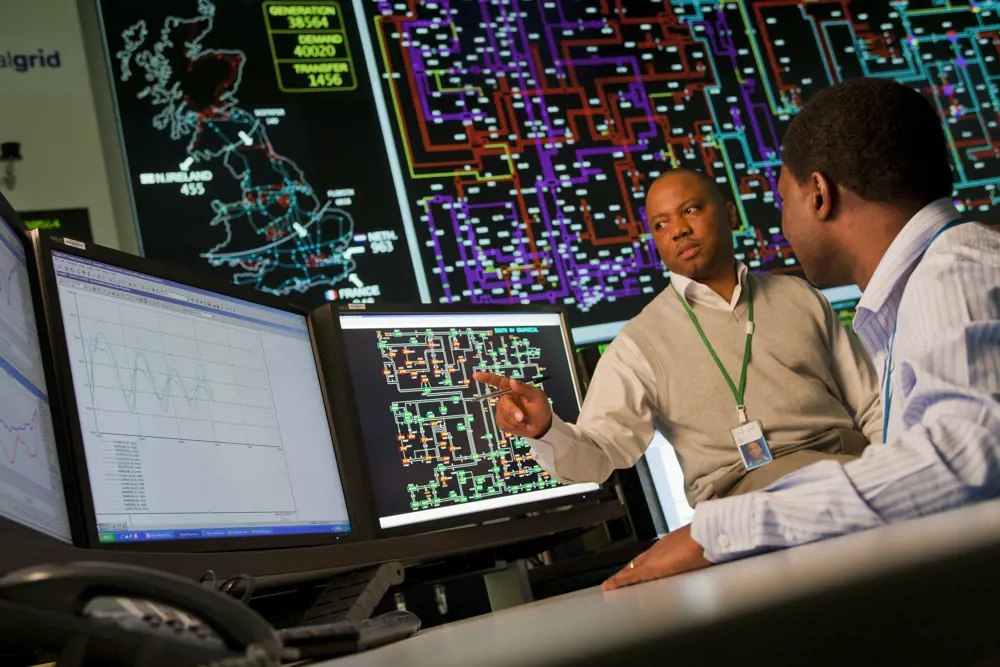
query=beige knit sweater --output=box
[528,273,883,506]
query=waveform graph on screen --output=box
[72,292,281,449]
[0,235,43,375]
[0,379,50,493]
[378,327,558,513]
[0,259,22,328]
[0,410,39,468]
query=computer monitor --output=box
[831,297,860,330]
[641,432,694,532]
[815,284,863,329]
[330,306,601,531]
[0,194,73,543]
[34,235,354,550]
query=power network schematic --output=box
[339,315,586,527]
[93,0,1000,334]
[365,0,1000,331]
[383,328,553,509]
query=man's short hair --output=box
[781,78,953,207]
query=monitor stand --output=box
[483,559,534,611]
[253,561,405,628]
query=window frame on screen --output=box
[574,341,665,540]
[312,301,614,537]
[28,232,373,552]
[0,194,87,545]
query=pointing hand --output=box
[472,371,553,439]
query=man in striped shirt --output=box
[604,77,1000,590]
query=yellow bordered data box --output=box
[263,1,357,92]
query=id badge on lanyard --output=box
[673,278,772,471]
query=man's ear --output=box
[726,201,739,231]
[812,171,837,221]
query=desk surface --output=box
[324,498,1000,666]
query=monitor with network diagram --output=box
[335,307,601,531]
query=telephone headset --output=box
[0,561,421,666]
[0,561,281,667]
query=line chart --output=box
[71,292,282,448]
[0,409,39,467]
[0,217,72,543]
[86,332,216,415]
[50,253,339,523]
[0,375,70,540]
[0,373,53,493]
[0,232,36,366]
[0,263,18,309]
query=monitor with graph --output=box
[37,238,352,548]
[334,307,600,531]
[0,196,73,543]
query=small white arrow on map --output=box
[348,274,364,288]
[238,131,253,146]
[179,157,194,171]
[344,247,366,257]
[292,223,308,238]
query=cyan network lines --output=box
[117,0,359,297]
[368,0,1000,327]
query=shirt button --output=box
[784,529,794,541]
[717,534,730,549]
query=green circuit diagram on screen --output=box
[378,327,559,512]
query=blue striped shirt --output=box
[690,198,1000,562]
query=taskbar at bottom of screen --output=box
[97,523,353,543]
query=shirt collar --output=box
[853,197,961,356]
[670,260,748,312]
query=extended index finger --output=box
[472,371,511,390]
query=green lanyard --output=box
[671,277,754,424]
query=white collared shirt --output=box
[670,261,749,312]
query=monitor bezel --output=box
[322,301,612,537]
[0,192,87,546]
[30,232,371,552]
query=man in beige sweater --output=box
[474,169,882,507]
